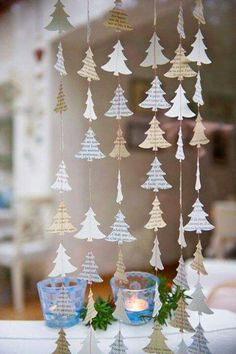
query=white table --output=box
[0,309,236,353]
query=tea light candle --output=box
[125,296,148,312]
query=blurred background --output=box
[0,0,235,320]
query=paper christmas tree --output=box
[139,76,170,111]
[141,157,172,192]
[110,127,130,160]
[150,236,164,271]
[114,249,128,284]
[109,330,128,354]
[78,327,103,354]
[143,323,172,353]
[141,32,169,68]
[191,240,207,275]
[47,201,77,236]
[177,4,185,39]
[165,84,195,120]
[83,88,97,121]
[105,84,133,119]
[178,215,187,248]
[51,160,72,193]
[139,116,171,151]
[75,128,105,162]
[188,323,212,354]
[74,207,106,242]
[104,0,133,32]
[152,282,162,317]
[102,40,131,76]
[164,44,197,80]
[49,243,77,277]
[193,0,206,25]
[116,170,123,204]
[55,287,75,317]
[84,288,97,325]
[54,42,67,76]
[173,255,189,290]
[78,251,103,284]
[188,281,213,315]
[184,198,214,234]
[77,47,100,81]
[169,296,194,333]
[54,81,67,114]
[175,127,185,160]
[113,289,130,323]
[52,328,71,354]
[190,113,209,147]
[106,210,136,245]
[145,196,166,232]
[176,339,189,354]
[45,0,74,33]
[195,160,201,192]
[187,29,211,65]
[193,72,204,106]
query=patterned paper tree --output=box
[55,287,75,317]
[152,282,162,317]
[52,328,71,354]
[54,42,67,76]
[78,327,103,354]
[49,243,77,277]
[141,32,169,68]
[188,323,211,354]
[165,84,195,120]
[193,0,206,25]
[173,255,189,290]
[193,72,204,106]
[184,198,214,234]
[177,4,185,39]
[114,249,128,284]
[45,0,74,33]
[175,127,185,161]
[109,331,128,354]
[143,323,172,353]
[102,40,131,76]
[145,196,166,231]
[84,288,97,325]
[77,47,100,81]
[47,201,77,236]
[169,296,194,333]
[106,210,136,245]
[139,116,171,151]
[104,0,132,32]
[74,207,106,242]
[176,339,189,354]
[75,128,105,161]
[188,281,213,315]
[190,113,209,147]
[187,29,211,65]
[150,236,164,271]
[191,240,207,275]
[78,251,103,284]
[110,127,130,160]
[83,88,97,121]
[141,157,172,192]
[54,81,67,114]
[113,289,130,323]
[105,85,133,119]
[51,160,72,193]
[139,76,170,111]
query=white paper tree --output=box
[178,215,187,248]
[141,157,172,192]
[195,160,201,192]
[109,330,128,354]
[193,72,204,106]
[145,196,166,232]
[114,249,128,284]
[49,243,77,278]
[102,40,131,76]
[190,113,209,147]
[55,287,75,317]
[152,282,162,318]
[150,236,164,271]
[173,255,189,290]
[116,170,123,204]
[110,127,130,160]
[83,88,97,121]
[113,289,130,323]
[139,76,170,112]
[193,0,206,25]
[188,323,212,354]
[177,4,185,39]
[175,127,185,160]
[139,116,171,151]
[106,210,136,245]
[176,339,189,354]
[51,160,72,193]
[45,0,74,32]
[187,29,211,65]
[184,198,214,234]
[78,251,103,284]
[84,288,97,325]
[75,128,105,162]
[74,207,106,242]
[54,42,67,76]
[105,85,133,119]
[77,47,100,81]
[141,32,169,68]
[165,84,195,120]
[169,296,194,333]
[191,240,207,275]
[143,323,172,353]
[78,327,103,354]
[188,281,213,315]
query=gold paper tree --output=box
[169,296,195,333]
[114,249,128,284]
[52,328,71,354]
[191,240,207,275]
[190,113,209,147]
[110,127,130,160]
[104,0,133,32]
[47,201,77,236]
[77,47,100,82]
[145,196,166,232]
[54,81,68,114]
[139,117,171,151]
[143,323,173,353]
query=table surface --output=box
[0,309,236,354]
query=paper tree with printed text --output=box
[54,42,67,76]
[51,160,72,193]
[193,72,204,106]
[54,81,67,114]
[145,196,166,232]
[77,47,100,81]
[188,323,211,354]
[104,0,132,32]
[74,207,106,242]
[78,327,103,354]
[49,243,77,278]
[105,85,133,119]
[164,44,196,80]
[106,210,136,245]
[83,88,97,121]
[114,249,128,284]
[113,289,130,323]
[141,32,169,68]
[188,281,213,315]
[152,282,162,317]
[187,29,211,65]
[45,0,74,33]
[169,296,194,333]
[143,323,172,353]
[173,255,189,290]
[191,240,207,275]
[150,236,164,271]
[79,251,103,284]
[109,331,128,354]
[176,339,189,354]
[52,328,71,354]
[84,288,97,325]
[193,0,206,25]
[184,198,214,234]
[139,116,171,151]
[75,128,105,162]
[177,4,185,39]
[102,40,131,76]
[139,76,170,111]
[175,127,185,161]
[142,157,172,192]
[47,202,77,236]
[190,113,209,147]
[165,84,195,120]
[110,127,130,160]
[55,287,75,317]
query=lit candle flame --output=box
[125,295,148,312]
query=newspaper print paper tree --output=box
[54,81,67,114]
[51,160,72,193]
[102,40,131,76]
[191,240,207,275]
[184,198,214,234]
[175,127,185,160]
[110,127,130,160]
[145,196,166,232]
[75,128,105,161]
[139,76,170,111]
[113,289,130,323]
[105,85,133,119]
[187,29,211,65]
[106,210,136,245]
[78,251,103,284]
[169,296,194,333]
[52,328,72,354]
[190,113,209,147]
[173,255,189,290]
[114,249,128,284]
[188,323,212,354]
[47,201,77,236]
[83,88,97,121]
[188,281,213,315]
[45,0,74,33]
[77,47,100,81]
[193,72,204,106]
[141,32,169,68]
[78,327,103,354]
[84,288,97,325]
[193,0,206,25]
[150,236,164,271]
[165,84,195,120]
[143,323,173,353]
[55,287,75,317]
[49,243,77,277]
[109,330,128,354]
[139,116,171,151]
[104,0,132,32]
[177,4,185,39]
[74,207,106,242]
[141,157,172,192]
[54,42,67,76]
[152,282,162,317]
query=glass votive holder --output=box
[37,277,86,328]
[110,271,158,326]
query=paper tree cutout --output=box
[169,296,194,333]
[141,32,169,68]
[193,0,206,25]
[55,287,75,317]
[152,282,162,318]
[106,210,136,245]
[102,40,131,76]
[176,339,189,354]
[188,281,213,315]
[190,113,209,147]
[164,44,197,80]
[75,128,105,162]
[52,328,71,354]
[51,160,72,193]
[150,236,164,271]
[77,47,100,82]
[139,116,171,151]
[191,240,207,275]
[110,128,130,160]
[105,84,133,119]
[54,81,67,114]
[116,170,123,204]
[178,215,187,248]
[173,255,189,290]
[187,29,211,65]
[104,0,132,32]
[78,327,103,354]
[47,202,77,236]
[139,76,170,112]
[74,207,106,242]
[193,72,204,106]
[175,127,185,160]
[83,88,97,121]
[165,84,195,120]
[145,196,166,232]
[54,42,67,76]
[177,4,185,39]
[49,243,77,277]
[113,289,130,323]
[84,288,97,325]
[143,323,172,353]
[79,251,103,284]
[114,249,128,284]
[195,160,201,192]
[109,330,128,354]
[45,0,74,33]
[188,323,211,354]
[184,198,214,234]
[142,157,172,192]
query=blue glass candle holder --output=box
[37,277,86,328]
[111,271,158,326]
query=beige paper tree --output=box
[47,201,77,236]
[52,328,71,354]
[145,196,166,232]
[114,249,128,284]
[54,81,67,114]
[193,0,206,25]
[110,127,130,160]
[84,288,97,325]
[190,113,209,147]
[139,117,171,151]
[104,0,133,32]
[77,47,100,82]
[143,323,173,353]
[191,240,207,275]
[169,296,194,333]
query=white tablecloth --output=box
[0,309,236,353]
